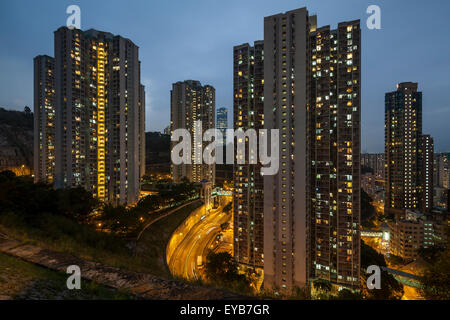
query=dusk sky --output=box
[1,0,449,153]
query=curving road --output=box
[166,204,231,281]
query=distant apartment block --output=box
[164,125,170,135]
[385,83,423,215]
[34,27,146,205]
[170,80,215,184]
[33,55,56,184]
[216,107,228,145]
[361,173,376,195]
[361,153,384,179]
[435,153,450,189]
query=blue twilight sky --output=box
[0,0,449,153]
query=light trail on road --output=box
[166,203,231,281]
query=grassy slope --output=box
[0,201,202,279]
[0,252,132,300]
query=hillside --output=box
[0,107,33,175]
[145,131,170,174]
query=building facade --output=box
[263,7,361,293]
[233,42,265,269]
[170,80,215,184]
[388,211,447,261]
[263,8,311,293]
[307,19,361,291]
[388,218,424,261]
[385,82,423,215]
[48,26,145,205]
[421,135,434,212]
[34,55,56,184]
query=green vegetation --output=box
[204,251,253,295]
[0,252,132,299]
[0,170,98,224]
[0,107,34,168]
[223,201,232,214]
[0,170,199,276]
[419,246,450,300]
[360,240,404,300]
[96,179,198,236]
[361,189,377,228]
[313,279,332,292]
[386,253,407,267]
[418,245,446,264]
[334,289,363,300]
[0,170,197,237]
[0,107,33,128]
[309,241,403,300]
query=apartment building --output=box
[385,82,423,215]
[170,80,215,183]
[263,7,361,292]
[35,27,146,205]
[233,41,265,269]
[33,55,56,183]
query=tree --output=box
[360,241,404,300]
[361,239,387,269]
[420,250,450,300]
[223,201,232,214]
[205,251,238,283]
[418,245,446,264]
[204,251,252,294]
[335,289,363,300]
[291,286,311,300]
[0,171,97,225]
[361,189,376,228]
[56,187,98,223]
[220,222,229,231]
[100,204,128,233]
[313,279,332,292]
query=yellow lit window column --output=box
[97,43,106,201]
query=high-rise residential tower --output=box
[34,55,56,184]
[385,82,423,215]
[263,8,310,293]
[216,107,228,145]
[263,7,361,293]
[307,19,361,291]
[51,26,145,205]
[139,84,146,181]
[421,134,434,212]
[170,80,215,184]
[233,41,265,270]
